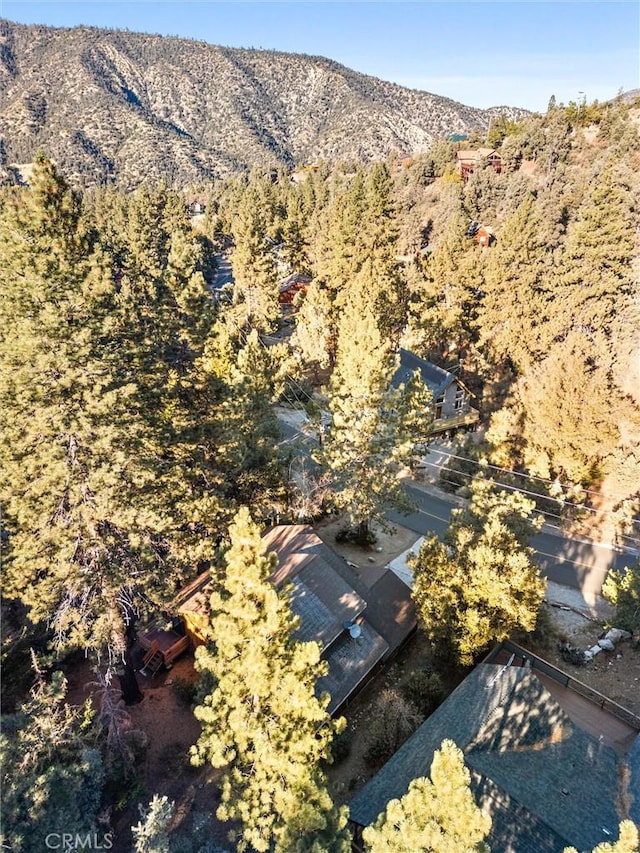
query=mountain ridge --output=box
[0,19,529,188]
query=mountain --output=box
[0,19,529,189]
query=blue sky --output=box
[2,2,638,111]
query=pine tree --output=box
[282,186,311,274]
[362,739,491,853]
[212,329,288,515]
[552,165,635,352]
[411,478,545,664]
[290,283,335,376]
[517,332,622,484]
[362,162,407,338]
[477,192,553,373]
[191,508,350,853]
[411,205,483,361]
[229,184,280,332]
[321,281,430,540]
[132,795,175,853]
[1,667,105,853]
[0,160,225,659]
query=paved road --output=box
[388,483,638,598]
[274,414,638,598]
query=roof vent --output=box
[343,619,362,639]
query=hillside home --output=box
[467,220,497,247]
[172,525,416,714]
[392,349,479,435]
[456,148,503,181]
[187,198,206,216]
[278,272,312,305]
[349,641,640,853]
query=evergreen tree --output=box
[411,478,545,664]
[551,166,635,350]
[362,739,491,853]
[282,186,311,274]
[321,280,430,539]
[132,795,175,853]
[0,159,225,658]
[1,667,105,853]
[229,184,280,332]
[324,168,367,293]
[362,162,407,337]
[517,331,622,484]
[477,192,553,373]
[191,508,350,853]
[602,559,640,635]
[410,205,483,361]
[290,283,336,377]
[214,329,288,515]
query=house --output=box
[187,198,206,216]
[278,272,312,306]
[467,220,497,247]
[392,349,479,435]
[349,641,640,853]
[174,525,416,714]
[456,148,503,181]
[392,155,414,173]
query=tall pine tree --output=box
[191,508,350,853]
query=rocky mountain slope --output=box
[0,19,528,188]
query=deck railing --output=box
[485,639,640,731]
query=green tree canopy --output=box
[0,158,226,659]
[362,739,491,853]
[321,280,430,538]
[411,477,545,664]
[1,668,105,853]
[191,508,350,853]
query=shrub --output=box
[330,726,354,764]
[399,669,445,717]
[171,676,198,707]
[364,689,423,767]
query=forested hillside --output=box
[0,18,527,188]
[1,95,640,852]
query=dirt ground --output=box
[531,602,640,717]
[313,514,421,575]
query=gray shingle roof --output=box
[318,621,389,713]
[349,663,634,852]
[392,349,456,398]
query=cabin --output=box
[467,220,496,247]
[278,272,312,306]
[456,148,503,181]
[393,155,414,173]
[392,349,479,435]
[172,525,416,713]
[186,199,206,216]
[349,640,640,852]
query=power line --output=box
[417,456,640,529]
[407,505,630,575]
[427,465,640,549]
[425,444,640,506]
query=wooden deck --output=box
[489,643,639,755]
[139,627,190,668]
[536,671,637,754]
